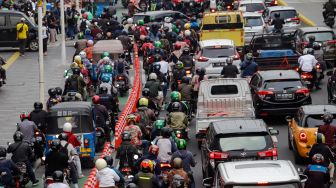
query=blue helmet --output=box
[101,75,110,83]
[190,22,199,29]
[85,28,91,35]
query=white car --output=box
[195,39,241,78]
[238,0,266,14]
[263,6,301,33]
[243,12,266,44]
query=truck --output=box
[195,78,255,148]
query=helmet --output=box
[140,159,153,173]
[63,122,72,132]
[199,67,206,76]
[48,88,57,97]
[127,114,140,125]
[142,88,150,97]
[316,133,326,144]
[96,158,107,170]
[171,91,181,102]
[79,51,87,59]
[92,95,100,104]
[184,23,190,30]
[121,131,131,141]
[101,75,111,83]
[176,139,187,150]
[274,13,280,18]
[103,56,110,63]
[246,53,253,61]
[137,20,144,26]
[172,174,185,188]
[101,51,110,59]
[74,55,81,64]
[153,63,161,72]
[0,146,6,160]
[172,102,181,112]
[177,35,183,41]
[148,145,159,156]
[126,183,138,188]
[175,61,184,69]
[119,53,125,59]
[182,76,189,84]
[154,55,162,63]
[184,30,191,37]
[145,36,150,43]
[172,157,183,169]
[87,39,94,47]
[160,33,166,39]
[20,112,30,121]
[77,32,84,39]
[308,35,315,42]
[52,171,64,182]
[55,87,63,96]
[50,139,61,151]
[154,41,162,48]
[226,57,233,64]
[307,48,314,55]
[164,17,171,23]
[154,119,166,130]
[58,132,68,141]
[127,18,133,24]
[312,153,324,163]
[70,62,79,69]
[34,102,43,110]
[84,28,91,35]
[72,67,80,75]
[13,131,23,142]
[104,64,113,73]
[139,97,149,107]
[161,127,171,138]
[149,73,157,80]
[174,43,181,50]
[163,26,169,33]
[82,12,88,19]
[182,48,190,55]
[313,42,321,50]
[323,112,333,124]
[100,86,108,94]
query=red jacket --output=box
[64,131,81,147]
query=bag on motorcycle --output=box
[0,160,14,186]
[116,59,125,74]
[59,143,69,156]
[66,75,80,92]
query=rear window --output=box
[304,32,334,42]
[244,16,263,27]
[270,10,297,20]
[263,79,303,90]
[202,46,235,58]
[46,116,94,134]
[216,15,231,24]
[240,3,265,12]
[211,85,238,95]
[305,114,336,128]
[219,134,268,151]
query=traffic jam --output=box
[0,0,336,187]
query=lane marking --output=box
[3,52,20,70]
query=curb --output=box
[277,0,316,27]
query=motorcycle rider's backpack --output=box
[134,27,141,40]
[0,160,14,186]
[67,75,80,92]
[80,20,87,32]
[137,107,150,127]
[59,143,69,156]
[116,59,125,74]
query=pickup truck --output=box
[248,33,301,70]
[195,78,255,148]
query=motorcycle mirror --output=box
[7,142,11,146]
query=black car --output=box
[133,10,188,26]
[198,119,279,179]
[0,10,38,51]
[250,70,312,118]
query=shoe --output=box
[78,174,85,178]
[32,180,39,186]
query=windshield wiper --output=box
[226,148,246,152]
[283,86,295,90]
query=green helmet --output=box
[101,51,110,59]
[104,65,113,73]
[138,20,144,26]
[154,41,162,48]
[170,91,181,102]
[176,139,187,150]
[154,119,166,130]
[175,61,184,69]
[77,32,84,39]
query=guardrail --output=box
[83,43,142,188]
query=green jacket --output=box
[168,112,188,130]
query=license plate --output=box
[80,148,91,152]
[213,62,225,67]
[231,158,255,161]
[304,81,311,85]
[36,137,42,141]
[276,93,293,99]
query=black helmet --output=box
[163,26,169,33]
[52,170,64,182]
[50,139,61,151]
[313,42,321,50]
[121,131,131,141]
[142,88,150,97]
[182,48,190,55]
[308,35,315,42]
[103,155,114,166]
[161,127,171,138]
[172,174,185,188]
[48,88,57,97]
[13,131,23,142]
[307,48,314,55]
[126,183,138,188]
[0,146,6,160]
[145,36,150,42]
[34,102,43,110]
[182,76,189,84]
[55,87,63,96]
[153,63,161,72]
[72,68,80,75]
[323,112,333,124]
[154,48,161,54]
[154,55,161,62]
[160,33,166,39]
[172,102,181,112]
[177,35,183,41]
[100,86,108,94]
[274,13,280,18]
[58,133,68,141]
[199,68,206,76]
[119,53,125,59]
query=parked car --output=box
[243,12,266,44]
[133,10,188,26]
[199,118,279,178]
[263,6,301,33]
[238,0,266,13]
[0,10,38,51]
[194,39,241,78]
[286,105,336,163]
[250,70,312,118]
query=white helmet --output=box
[63,123,72,132]
[87,40,94,46]
[149,73,157,80]
[96,158,107,170]
[79,51,86,59]
[127,18,133,24]
[184,30,191,37]
[164,17,171,23]
[103,56,110,62]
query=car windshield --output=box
[240,3,265,12]
[231,184,300,188]
[264,79,303,90]
[270,10,297,20]
[244,16,263,27]
[219,134,268,151]
[304,32,334,42]
[202,46,235,58]
[305,114,336,128]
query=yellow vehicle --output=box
[200,11,245,47]
[287,105,336,164]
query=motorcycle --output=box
[95,127,106,152]
[124,50,132,65]
[15,162,30,187]
[116,74,129,97]
[121,154,139,186]
[324,11,335,28]
[300,72,314,90]
[158,161,172,187]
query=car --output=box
[264,0,278,7]
[238,0,266,14]
[194,39,241,78]
[263,6,301,33]
[203,160,307,188]
[199,118,279,178]
[133,10,188,26]
[286,105,336,164]
[0,10,38,51]
[250,70,312,118]
[243,12,266,44]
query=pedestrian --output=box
[42,20,48,55]
[16,17,29,56]
[66,4,79,40]
[47,11,57,43]
[52,1,61,34]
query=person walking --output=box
[42,20,48,55]
[46,11,57,44]
[16,18,29,56]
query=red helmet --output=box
[20,112,31,121]
[82,13,88,19]
[149,145,159,156]
[174,43,181,50]
[92,95,100,104]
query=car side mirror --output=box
[285,115,292,122]
[202,177,213,187]
[327,70,333,76]
[299,174,308,183]
[297,167,303,173]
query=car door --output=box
[8,13,23,46]
[0,13,9,46]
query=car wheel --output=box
[288,127,293,150]
[28,39,38,51]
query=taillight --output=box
[301,73,313,79]
[210,8,216,13]
[209,151,229,159]
[299,131,308,143]
[233,51,240,60]
[84,138,89,147]
[295,88,310,97]
[290,17,300,24]
[257,90,273,99]
[272,0,278,5]
[176,133,182,138]
[197,56,209,62]
[160,163,171,168]
[327,40,336,44]
[258,148,278,160]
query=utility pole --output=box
[37,0,45,103]
[60,0,66,65]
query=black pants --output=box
[18,39,27,55]
[43,38,48,53]
[24,161,37,183]
[0,67,6,80]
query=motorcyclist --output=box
[92,95,110,139]
[304,153,330,188]
[116,131,139,173]
[63,122,81,149]
[0,55,6,84]
[271,13,285,33]
[144,73,163,108]
[171,174,186,188]
[170,43,182,64]
[167,102,188,137]
[317,112,336,149]
[47,171,69,188]
[175,37,189,52]
[46,88,60,111]
[184,30,197,53]
[30,102,48,133]
[168,157,189,187]
[137,97,156,128]
[99,86,119,119]
[117,31,132,52]
[134,20,148,40]
[103,155,124,183]
[7,131,39,186]
[306,36,316,48]
[17,112,38,144]
[178,76,193,102]
[133,159,160,188]
[166,91,188,114]
[154,127,177,162]
[323,0,336,20]
[136,88,157,111]
[115,53,130,87]
[221,57,239,78]
[150,41,165,58]
[172,61,186,91]
[135,145,161,175]
[149,24,161,41]
[179,48,193,68]
[96,158,120,188]
[159,33,171,56]
[63,67,86,99]
[123,114,143,147]
[152,62,168,98]
[240,53,258,78]
[0,146,20,187]
[79,51,91,69]
[298,48,320,89]
[83,40,94,61]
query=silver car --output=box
[263,6,301,33]
[238,0,266,14]
[244,12,266,44]
[195,39,241,78]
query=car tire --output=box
[28,39,38,51]
[288,127,293,150]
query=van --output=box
[0,10,38,51]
